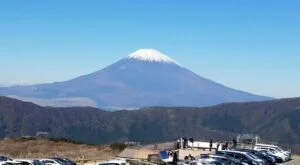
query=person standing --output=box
[188,154,195,161]
[216,142,220,152]
[221,142,225,150]
[233,138,237,148]
[183,137,188,149]
[177,139,181,149]
[225,141,228,150]
[209,139,213,151]
[173,151,178,165]
[179,137,183,149]
[189,137,194,149]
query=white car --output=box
[98,158,127,165]
[0,160,23,165]
[256,148,288,162]
[14,159,43,165]
[255,144,291,159]
[192,158,225,165]
[254,146,290,161]
[40,159,62,165]
[0,156,12,162]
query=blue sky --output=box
[0,0,299,98]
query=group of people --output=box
[215,139,238,151]
[176,137,238,151]
[176,136,194,149]
[170,138,238,165]
[184,154,195,161]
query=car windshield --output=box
[210,161,223,165]
[19,162,30,165]
[33,160,43,165]
[260,150,270,155]
[215,158,232,164]
[62,159,72,163]
[0,157,12,161]
[52,159,64,163]
[267,150,275,154]
[247,153,259,159]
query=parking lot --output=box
[284,157,300,165]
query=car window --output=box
[19,162,30,165]
[216,151,225,155]
[226,153,235,158]
[52,159,62,163]
[211,161,223,165]
[247,153,259,159]
[189,162,198,165]
[0,157,10,161]
[32,160,42,165]
[43,161,54,164]
[234,153,244,160]
[218,158,231,164]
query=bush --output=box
[110,143,127,152]
[49,137,85,144]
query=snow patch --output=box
[128,49,178,64]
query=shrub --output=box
[110,143,127,152]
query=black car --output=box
[233,149,275,165]
[208,155,246,165]
[216,150,264,165]
[258,150,283,164]
[50,158,76,165]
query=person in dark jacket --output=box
[173,152,178,165]
[221,143,225,150]
[233,139,237,148]
[225,141,229,150]
[184,154,195,161]
[183,137,188,149]
[209,139,213,151]
[176,139,181,149]
[189,137,194,149]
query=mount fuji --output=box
[0,49,271,109]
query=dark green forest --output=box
[0,96,299,153]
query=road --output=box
[284,156,299,165]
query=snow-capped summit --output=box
[128,49,177,64]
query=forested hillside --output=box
[0,96,299,153]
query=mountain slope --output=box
[0,96,299,153]
[0,49,270,108]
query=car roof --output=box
[40,159,57,161]
[209,155,227,158]
[256,144,278,147]
[200,158,218,162]
[99,159,126,164]
[14,160,33,162]
[218,150,248,154]
[3,161,22,163]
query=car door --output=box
[235,153,251,165]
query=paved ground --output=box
[284,156,300,165]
